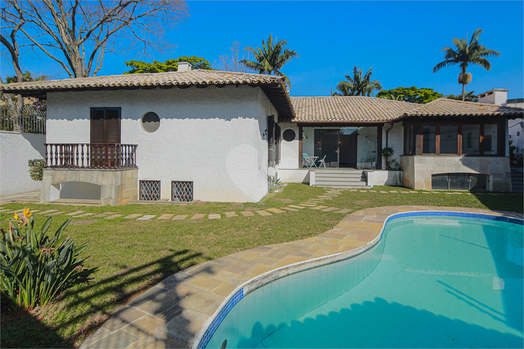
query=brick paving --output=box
[79,205,522,349]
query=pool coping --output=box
[80,206,523,349]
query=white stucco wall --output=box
[382,122,403,169]
[0,131,45,196]
[279,123,300,169]
[46,85,277,202]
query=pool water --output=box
[206,215,524,348]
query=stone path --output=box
[79,205,523,349]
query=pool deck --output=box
[80,205,523,349]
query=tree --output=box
[446,91,479,102]
[0,0,189,78]
[124,56,214,74]
[333,66,382,96]
[240,34,299,88]
[433,28,500,101]
[377,86,443,104]
[216,42,255,73]
[4,71,48,83]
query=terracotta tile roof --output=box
[403,98,524,118]
[0,70,284,91]
[290,96,418,122]
[1,70,295,119]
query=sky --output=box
[2,1,523,99]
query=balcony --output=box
[44,143,138,169]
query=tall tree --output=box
[125,56,214,74]
[216,42,255,73]
[240,34,299,88]
[446,91,479,102]
[433,28,500,101]
[1,0,189,78]
[377,86,443,104]
[334,66,382,96]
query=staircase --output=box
[511,167,523,193]
[313,169,370,189]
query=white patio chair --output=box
[317,155,327,168]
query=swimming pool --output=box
[203,213,523,348]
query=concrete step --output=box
[315,175,365,181]
[316,184,372,189]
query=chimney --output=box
[477,89,509,105]
[178,62,192,72]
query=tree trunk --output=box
[462,83,465,101]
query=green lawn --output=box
[1,184,522,348]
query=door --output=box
[90,107,121,167]
[338,133,357,167]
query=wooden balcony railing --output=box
[44,143,138,169]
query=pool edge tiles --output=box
[198,210,523,349]
[77,206,523,349]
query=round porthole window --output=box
[141,112,160,133]
[283,129,296,142]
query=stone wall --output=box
[400,155,512,192]
[41,168,138,205]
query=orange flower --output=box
[22,207,32,218]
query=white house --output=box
[2,67,523,205]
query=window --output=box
[440,125,458,154]
[432,173,487,191]
[422,125,436,154]
[268,115,281,167]
[462,125,480,155]
[484,124,498,155]
[172,181,193,202]
[283,129,296,142]
[141,112,160,133]
[140,180,160,201]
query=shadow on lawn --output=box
[471,192,523,214]
[2,248,206,348]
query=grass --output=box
[0,184,522,348]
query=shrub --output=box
[268,175,282,193]
[0,208,91,310]
[28,159,45,181]
[381,146,402,171]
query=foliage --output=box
[509,139,523,166]
[125,56,214,74]
[333,66,382,96]
[28,159,45,181]
[433,28,500,100]
[0,0,189,78]
[4,71,48,84]
[240,34,299,88]
[0,209,91,310]
[381,146,401,170]
[377,86,443,104]
[446,91,479,102]
[268,175,282,193]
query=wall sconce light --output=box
[304,134,308,139]
[263,129,268,137]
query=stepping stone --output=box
[369,190,377,193]
[359,190,367,193]
[208,214,221,219]
[38,210,58,215]
[409,191,418,194]
[282,207,299,212]
[335,209,351,214]
[241,211,255,217]
[299,203,317,207]
[318,196,332,198]
[256,210,272,216]
[350,189,357,192]
[390,191,398,193]
[66,211,84,216]
[266,208,285,214]
[157,214,174,220]
[105,214,123,219]
[137,215,156,221]
[400,192,410,194]
[311,206,328,210]
[0,209,12,213]
[225,212,238,217]
[173,215,188,220]
[190,214,205,220]
[93,212,116,218]
[322,207,339,212]
[125,214,143,219]
[47,211,65,216]
[288,205,305,209]
[445,193,454,195]
[423,192,431,194]
[380,191,388,193]
[75,213,95,218]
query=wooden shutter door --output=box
[90,108,105,143]
[105,108,121,144]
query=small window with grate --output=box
[172,181,193,202]
[140,180,160,201]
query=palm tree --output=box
[433,29,500,101]
[240,34,299,88]
[333,66,382,96]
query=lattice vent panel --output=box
[172,181,193,202]
[140,180,160,201]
